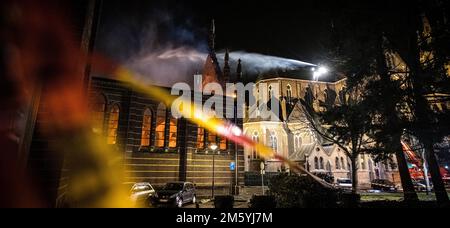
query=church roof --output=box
[322,144,337,156]
[258,68,344,83]
[202,54,221,87]
[289,142,317,161]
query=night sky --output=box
[97,0,340,61]
[94,0,408,85]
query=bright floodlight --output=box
[312,66,329,81]
[209,144,218,151]
[317,66,328,75]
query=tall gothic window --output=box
[268,85,273,100]
[319,157,324,170]
[197,127,205,149]
[251,132,259,159]
[294,134,302,152]
[208,131,217,146]
[361,156,366,170]
[326,161,332,172]
[168,114,178,148]
[341,157,345,170]
[91,94,106,134]
[335,157,341,170]
[141,108,152,147]
[269,132,278,154]
[219,137,227,150]
[286,84,292,102]
[314,157,319,170]
[155,103,166,148]
[107,104,120,145]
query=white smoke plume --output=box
[126,48,316,86]
[217,51,316,77]
[97,8,315,86]
[126,47,207,86]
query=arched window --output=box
[197,127,205,149]
[155,103,166,148]
[268,85,273,99]
[219,137,227,150]
[384,162,390,171]
[294,134,302,152]
[286,84,292,102]
[368,160,374,180]
[326,161,332,172]
[335,157,341,170]
[168,113,178,148]
[341,157,345,170]
[314,157,319,170]
[107,104,120,145]
[269,132,278,154]
[141,108,152,146]
[319,157,324,170]
[208,131,217,145]
[251,132,259,159]
[361,156,366,170]
[91,94,106,134]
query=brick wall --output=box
[89,76,245,190]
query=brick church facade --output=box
[87,77,245,190]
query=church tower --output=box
[201,20,222,89]
[222,49,231,84]
[236,58,242,82]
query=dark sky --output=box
[96,0,344,63]
[94,0,412,85]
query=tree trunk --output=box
[424,141,449,205]
[351,157,358,194]
[374,35,419,202]
[394,148,418,202]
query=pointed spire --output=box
[201,19,222,89]
[223,49,230,83]
[208,19,216,52]
[225,48,229,64]
[236,59,242,82]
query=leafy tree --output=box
[384,0,449,204]
[305,85,375,193]
[316,2,420,200]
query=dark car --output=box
[371,179,397,192]
[154,182,196,208]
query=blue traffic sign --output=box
[230,162,236,171]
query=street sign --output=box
[230,162,235,171]
[260,162,265,171]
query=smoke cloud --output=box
[96,7,316,87]
[217,51,316,79]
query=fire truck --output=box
[401,141,450,188]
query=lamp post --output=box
[233,92,238,195]
[210,144,218,199]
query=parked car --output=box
[336,178,352,190]
[312,172,335,184]
[154,182,196,208]
[371,179,397,192]
[129,182,157,206]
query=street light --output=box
[233,91,239,195]
[210,144,218,199]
